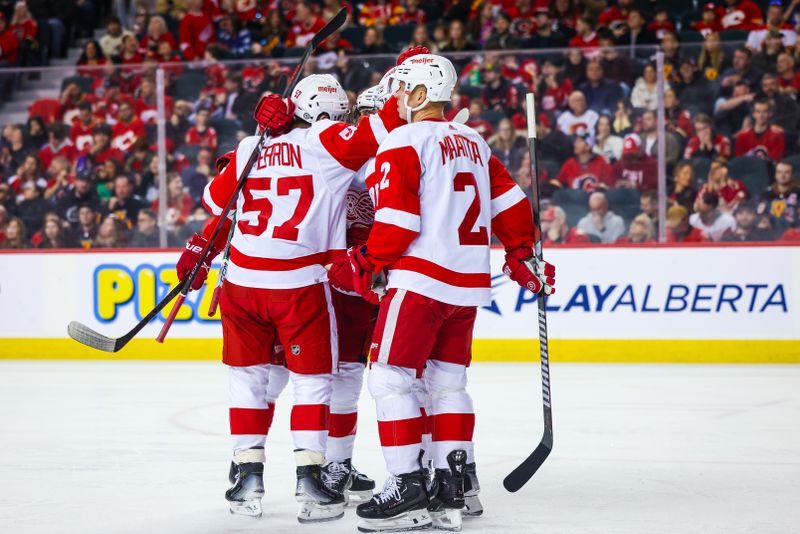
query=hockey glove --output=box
[327,252,357,294]
[397,45,430,65]
[327,246,382,304]
[253,94,295,135]
[215,150,234,173]
[503,248,556,296]
[177,233,219,291]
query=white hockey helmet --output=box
[291,74,349,123]
[392,54,457,121]
[355,83,389,114]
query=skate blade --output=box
[430,508,463,531]
[297,502,345,523]
[228,498,263,518]
[357,509,432,533]
[463,496,483,517]
[347,488,375,506]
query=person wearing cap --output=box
[611,133,658,191]
[690,191,737,241]
[723,201,774,241]
[675,57,715,114]
[666,205,707,242]
[481,63,511,111]
[525,7,568,49]
[79,123,125,169]
[694,4,723,36]
[746,0,797,52]
[56,171,102,226]
[557,133,614,191]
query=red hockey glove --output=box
[176,233,219,291]
[327,252,357,293]
[215,150,234,173]
[254,94,295,134]
[503,248,556,296]
[397,45,430,65]
[327,246,382,304]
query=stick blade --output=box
[503,441,552,492]
[67,321,120,353]
[312,7,347,48]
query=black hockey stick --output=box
[503,93,553,492]
[67,8,348,353]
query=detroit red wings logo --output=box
[346,188,375,226]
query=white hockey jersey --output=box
[202,112,397,289]
[363,119,535,306]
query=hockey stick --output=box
[207,211,236,317]
[503,93,553,492]
[66,8,348,353]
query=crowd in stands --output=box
[2,0,800,249]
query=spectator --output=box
[639,189,659,227]
[669,162,698,212]
[648,7,675,40]
[74,204,99,248]
[111,101,146,153]
[569,16,599,58]
[613,99,633,135]
[640,110,680,165]
[358,0,404,27]
[0,217,26,249]
[185,108,218,151]
[683,114,732,160]
[407,23,437,53]
[76,40,108,79]
[694,3,723,36]
[674,58,714,115]
[578,60,622,116]
[698,32,729,81]
[746,2,797,51]
[177,206,210,242]
[481,64,510,112]
[56,171,101,225]
[660,31,683,80]
[252,10,288,57]
[27,117,47,150]
[39,123,77,171]
[9,2,38,68]
[615,9,656,51]
[541,205,590,244]
[593,114,623,163]
[537,112,573,166]
[179,0,216,61]
[612,134,657,190]
[485,12,519,50]
[720,0,764,31]
[550,0,580,38]
[617,213,655,243]
[630,63,669,111]
[139,15,178,59]
[0,12,20,68]
[129,208,160,247]
[77,124,125,176]
[152,173,193,233]
[7,154,47,197]
[360,27,390,55]
[564,48,587,86]
[3,124,30,172]
[93,215,125,248]
[557,91,599,142]
[714,80,754,138]
[665,89,693,140]
[598,0,634,28]
[107,174,145,227]
[690,191,737,241]
[182,146,215,204]
[577,191,626,243]
[537,57,573,113]
[557,134,613,191]
[399,0,426,26]
[465,99,494,139]
[43,156,73,202]
[722,202,773,241]
[286,2,325,48]
[776,53,800,96]
[753,30,785,74]
[37,215,73,249]
[720,47,762,97]
[70,102,98,152]
[526,7,568,49]
[760,73,800,143]
[0,183,11,213]
[758,160,800,234]
[0,204,7,243]
[99,15,134,58]
[734,98,785,160]
[597,30,634,86]
[217,15,251,58]
[489,119,526,172]
[699,159,749,213]
[666,205,706,242]
[119,33,143,66]
[16,182,47,234]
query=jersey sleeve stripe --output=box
[491,187,527,218]
[202,183,224,216]
[374,207,421,232]
[230,247,345,271]
[368,113,389,145]
[391,256,491,288]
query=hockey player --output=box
[175,73,404,523]
[328,54,556,532]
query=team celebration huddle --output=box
[173,41,556,532]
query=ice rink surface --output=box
[0,361,798,534]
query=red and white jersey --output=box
[112,118,146,152]
[364,119,534,307]
[202,113,396,289]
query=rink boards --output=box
[0,245,798,362]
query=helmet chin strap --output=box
[404,92,430,123]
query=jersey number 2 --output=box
[238,175,313,241]
[454,172,488,245]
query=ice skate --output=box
[295,451,345,524]
[356,471,431,533]
[348,461,376,504]
[225,448,265,518]
[463,462,483,517]
[428,450,467,531]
